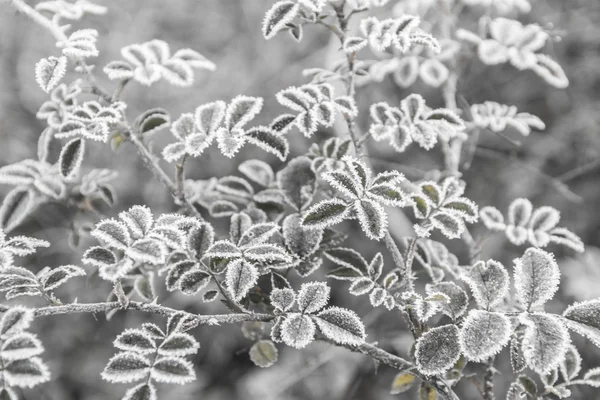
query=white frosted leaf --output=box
[3,235,49,256]
[314,306,366,345]
[172,48,215,70]
[238,159,274,187]
[348,277,375,296]
[520,313,569,374]
[82,246,116,268]
[187,223,214,260]
[393,56,419,88]
[368,183,409,207]
[119,205,154,239]
[215,127,246,158]
[297,282,330,314]
[226,259,258,301]
[443,198,478,223]
[0,163,36,186]
[302,199,349,229]
[249,339,278,368]
[324,247,369,276]
[531,54,569,88]
[478,39,509,65]
[508,198,533,227]
[160,59,194,87]
[514,247,559,310]
[343,36,368,54]
[415,324,461,375]
[461,259,509,309]
[91,219,131,250]
[560,344,582,382]
[114,329,157,354]
[101,352,150,383]
[122,382,157,400]
[35,56,67,93]
[529,206,560,232]
[460,310,511,362]
[225,95,263,130]
[271,288,296,312]
[479,206,506,231]
[151,357,195,384]
[128,238,167,264]
[0,307,33,337]
[103,60,134,80]
[206,240,241,259]
[59,137,85,179]
[179,270,210,295]
[158,333,200,357]
[4,357,50,388]
[282,214,322,258]
[243,243,292,264]
[194,101,226,136]
[246,126,289,161]
[369,287,386,307]
[548,227,584,253]
[563,299,600,347]
[39,264,85,291]
[0,187,35,232]
[262,1,300,40]
[368,253,384,280]
[333,96,358,118]
[583,368,600,387]
[323,170,362,199]
[355,199,387,240]
[0,332,44,361]
[61,29,99,58]
[430,210,464,239]
[419,59,449,87]
[278,156,316,210]
[281,313,316,349]
[426,282,468,320]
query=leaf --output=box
[249,340,278,368]
[82,246,116,268]
[390,372,416,394]
[188,223,214,260]
[430,211,464,239]
[119,205,154,238]
[194,101,226,135]
[246,127,289,161]
[327,266,362,280]
[158,333,200,357]
[179,270,211,295]
[4,357,50,388]
[0,332,44,361]
[0,307,33,336]
[114,329,157,354]
[355,199,387,240]
[461,259,509,309]
[270,113,298,133]
[160,59,194,86]
[349,278,375,296]
[59,137,85,179]
[281,313,316,349]
[226,259,258,301]
[209,200,239,218]
[460,310,511,362]
[35,56,67,93]
[0,187,35,232]
[531,54,569,88]
[243,244,292,264]
[206,240,242,259]
[202,290,219,303]
[315,306,366,345]
[91,220,130,251]
[278,156,316,211]
[302,199,349,229]
[101,352,150,383]
[39,264,85,291]
[135,108,170,135]
[128,238,167,264]
[238,159,274,187]
[479,206,506,231]
[426,282,468,320]
[238,222,279,247]
[103,60,134,80]
[122,383,157,400]
[415,324,461,375]
[343,36,368,53]
[560,344,582,382]
[419,59,449,87]
[172,48,216,70]
[393,56,420,87]
[225,95,263,130]
[563,299,600,347]
[271,288,296,312]
[296,282,330,314]
[514,248,560,310]
[333,96,358,118]
[324,247,369,276]
[151,357,196,384]
[262,1,300,40]
[324,170,362,199]
[282,214,322,258]
[134,274,155,301]
[520,313,569,374]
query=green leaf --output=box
[249,340,278,368]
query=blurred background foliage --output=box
[0,0,599,399]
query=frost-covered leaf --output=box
[103,60,134,80]
[158,333,199,357]
[202,290,219,303]
[514,248,559,310]
[460,310,511,362]
[314,306,366,345]
[0,332,43,360]
[246,127,289,161]
[4,357,50,388]
[283,214,322,258]
[355,199,387,240]
[0,187,35,232]
[249,340,278,368]
[349,277,375,296]
[419,59,449,87]
[82,246,116,268]
[263,1,300,40]
[101,352,150,383]
[226,259,258,301]
[120,205,154,238]
[114,329,157,354]
[244,243,292,264]
[278,156,316,210]
[461,259,509,309]
[35,56,67,93]
[238,223,279,247]
[238,160,274,187]
[128,238,167,264]
[281,313,315,349]
[271,288,296,312]
[151,357,195,384]
[122,382,157,400]
[206,240,241,259]
[302,199,349,229]
[59,137,85,179]
[563,299,600,347]
[296,282,330,314]
[343,36,368,53]
[39,264,85,291]
[560,344,582,382]
[3,235,49,256]
[0,307,33,337]
[226,95,263,130]
[415,324,461,375]
[324,247,369,276]
[188,223,214,260]
[520,313,569,374]
[431,211,464,239]
[479,206,506,231]
[179,270,211,295]
[532,54,569,88]
[426,282,468,320]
